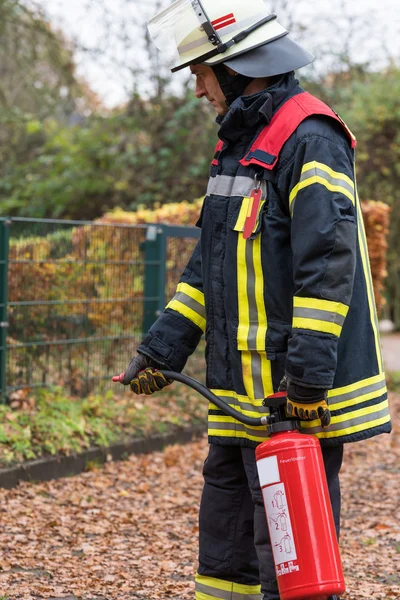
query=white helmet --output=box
[148,0,314,78]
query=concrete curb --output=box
[0,424,206,490]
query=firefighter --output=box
[114,1,392,599]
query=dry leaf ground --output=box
[0,393,399,600]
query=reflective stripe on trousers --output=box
[195,574,261,600]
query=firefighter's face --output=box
[191,64,228,115]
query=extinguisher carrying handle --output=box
[159,370,269,427]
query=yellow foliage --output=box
[8,198,390,350]
[98,199,204,227]
[361,200,391,314]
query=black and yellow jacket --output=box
[138,73,392,447]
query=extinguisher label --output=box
[262,482,300,575]
[257,455,280,486]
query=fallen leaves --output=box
[0,393,398,600]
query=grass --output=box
[0,381,207,468]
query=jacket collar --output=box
[217,72,302,145]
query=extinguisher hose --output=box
[159,370,268,427]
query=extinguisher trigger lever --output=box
[263,391,300,434]
[262,391,287,409]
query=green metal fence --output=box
[0,217,200,401]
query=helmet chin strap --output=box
[212,63,254,107]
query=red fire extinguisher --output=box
[255,391,345,600]
[157,370,345,600]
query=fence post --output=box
[142,225,167,335]
[0,219,11,403]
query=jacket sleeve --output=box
[279,125,357,389]
[137,239,205,373]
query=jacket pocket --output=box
[237,321,267,352]
[265,321,292,357]
[234,322,291,354]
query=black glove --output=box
[280,377,331,428]
[121,354,172,395]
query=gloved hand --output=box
[280,376,331,427]
[113,353,172,395]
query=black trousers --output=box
[198,443,344,600]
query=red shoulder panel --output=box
[239,92,356,171]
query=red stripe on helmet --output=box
[214,18,236,30]
[212,13,234,25]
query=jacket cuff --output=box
[138,309,203,373]
[285,331,338,389]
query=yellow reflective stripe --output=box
[301,399,389,431]
[207,428,269,443]
[313,414,391,439]
[234,198,267,233]
[292,317,342,336]
[209,414,266,428]
[176,281,205,306]
[211,389,264,404]
[241,350,255,398]
[209,391,266,415]
[355,181,384,373]
[328,372,386,399]
[259,351,273,399]
[234,196,252,231]
[196,576,232,593]
[232,582,262,596]
[166,299,206,331]
[209,404,265,419]
[237,234,250,349]
[195,575,262,598]
[329,385,387,410]
[293,297,349,317]
[334,398,387,424]
[302,161,355,189]
[290,176,355,210]
[196,592,217,600]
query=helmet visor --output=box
[148,0,203,62]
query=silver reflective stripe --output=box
[329,379,387,405]
[302,405,390,435]
[179,12,269,55]
[248,324,259,348]
[212,394,267,414]
[195,582,231,600]
[293,307,346,327]
[300,166,355,196]
[290,167,355,217]
[207,175,266,198]
[196,581,262,600]
[173,291,205,319]
[250,351,264,399]
[208,419,269,438]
